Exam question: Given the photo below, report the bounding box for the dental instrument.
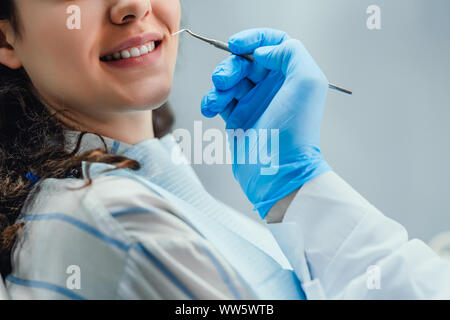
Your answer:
[172,29,352,95]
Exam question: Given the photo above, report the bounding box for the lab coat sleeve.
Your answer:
[265,170,450,299]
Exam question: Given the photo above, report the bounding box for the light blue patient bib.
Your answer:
[83,134,306,299]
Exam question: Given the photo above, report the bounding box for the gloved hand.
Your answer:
[200,28,332,219]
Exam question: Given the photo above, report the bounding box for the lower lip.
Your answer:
[100,42,162,68]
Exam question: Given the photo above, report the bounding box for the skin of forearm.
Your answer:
[264,188,300,224]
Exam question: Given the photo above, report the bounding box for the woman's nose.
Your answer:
[110,0,151,25]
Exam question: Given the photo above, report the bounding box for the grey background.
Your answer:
[168,0,450,243]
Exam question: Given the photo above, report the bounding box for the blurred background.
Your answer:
[167,0,450,253]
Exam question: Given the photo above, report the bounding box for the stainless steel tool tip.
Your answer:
[171,29,189,36]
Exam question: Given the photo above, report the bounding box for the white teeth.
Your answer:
[103,41,158,61]
[120,50,131,59]
[130,47,140,57]
[140,45,148,55]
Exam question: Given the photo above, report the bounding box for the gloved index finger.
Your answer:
[228,28,290,55]
[212,55,252,91]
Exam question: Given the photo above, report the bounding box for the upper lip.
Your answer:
[100,32,163,57]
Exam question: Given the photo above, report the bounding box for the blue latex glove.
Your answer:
[201,28,332,219]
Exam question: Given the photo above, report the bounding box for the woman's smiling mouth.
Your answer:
[99,31,165,68]
[100,39,163,68]
[100,40,162,61]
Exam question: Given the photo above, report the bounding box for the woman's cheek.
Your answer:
[154,0,181,33]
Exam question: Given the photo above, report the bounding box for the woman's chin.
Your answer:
[118,86,169,107]
[124,93,171,111]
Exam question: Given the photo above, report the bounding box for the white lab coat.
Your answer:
[266,170,450,299]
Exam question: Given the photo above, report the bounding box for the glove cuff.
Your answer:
[254,155,332,219]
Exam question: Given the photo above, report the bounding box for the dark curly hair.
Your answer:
[0,0,175,279]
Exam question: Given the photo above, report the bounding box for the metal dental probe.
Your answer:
[172,29,352,96]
